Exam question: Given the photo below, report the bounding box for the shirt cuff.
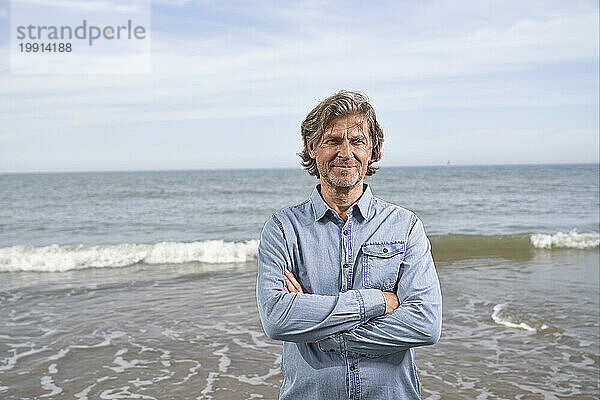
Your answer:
[355,289,386,322]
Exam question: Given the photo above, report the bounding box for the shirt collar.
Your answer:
[356,184,374,220]
[310,183,374,221]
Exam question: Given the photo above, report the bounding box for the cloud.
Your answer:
[0,1,598,143]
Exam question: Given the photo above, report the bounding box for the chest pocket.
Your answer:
[362,241,405,291]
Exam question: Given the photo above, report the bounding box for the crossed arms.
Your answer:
[284,268,400,314]
[255,215,442,356]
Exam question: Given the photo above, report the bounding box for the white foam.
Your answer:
[129,378,153,388]
[213,345,231,373]
[46,347,71,361]
[199,371,219,399]
[107,348,153,373]
[0,345,49,372]
[40,375,62,397]
[172,359,202,385]
[98,386,157,400]
[531,231,599,249]
[46,332,122,366]
[225,367,281,386]
[492,304,548,332]
[74,383,96,400]
[0,240,259,272]
[48,363,58,374]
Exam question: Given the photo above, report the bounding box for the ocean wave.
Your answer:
[491,304,551,333]
[0,240,259,273]
[429,231,598,261]
[429,231,599,251]
[1,230,597,273]
[530,231,599,249]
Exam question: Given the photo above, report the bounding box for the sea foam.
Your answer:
[492,304,548,332]
[530,231,599,249]
[0,240,259,273]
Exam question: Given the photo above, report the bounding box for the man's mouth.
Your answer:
[331,164,357,169]
[331,166,356,171]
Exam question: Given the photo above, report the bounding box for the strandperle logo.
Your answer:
[15,19,147,46]
[11,0,151,73]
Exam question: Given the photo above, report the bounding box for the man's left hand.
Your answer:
[284,269,304,293]
[284,269,399,314]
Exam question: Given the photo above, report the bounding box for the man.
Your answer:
[256,90,442,399]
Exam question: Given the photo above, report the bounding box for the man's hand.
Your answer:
[285,269,398,314]
[284,269,304,293]
[383,291,399,314]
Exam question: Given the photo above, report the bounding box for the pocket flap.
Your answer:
[362,242,405,258]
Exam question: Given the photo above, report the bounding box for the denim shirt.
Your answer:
[256,184,442,400]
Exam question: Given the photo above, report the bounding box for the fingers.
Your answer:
[284,271,303,293]
[284,269,304,294]
[283,276,290,292]
[382,291,399,314]
[283,276,294,293]
[288,272,304,294]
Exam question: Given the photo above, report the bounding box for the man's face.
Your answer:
[309,114,372,190]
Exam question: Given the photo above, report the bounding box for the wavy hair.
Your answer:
[298,90,384,177]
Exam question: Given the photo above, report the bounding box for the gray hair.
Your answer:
[298,90,384,177]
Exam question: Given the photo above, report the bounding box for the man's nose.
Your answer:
[337,139,352,158]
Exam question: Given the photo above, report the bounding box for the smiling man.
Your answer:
[256,90,442,399]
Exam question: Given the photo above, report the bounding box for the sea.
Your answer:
[0,164,598,400]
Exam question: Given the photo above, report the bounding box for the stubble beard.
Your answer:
[321,164,363,189]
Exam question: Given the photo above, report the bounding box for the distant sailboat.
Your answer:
[447,159,451,166]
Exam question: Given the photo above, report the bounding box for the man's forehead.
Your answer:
[325,115,368,136]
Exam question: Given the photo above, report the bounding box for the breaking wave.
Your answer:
[0,240,259,273]
[0,230,597,273]
[492,304,551,333]
[530,231,599,249]
[429,231,598,261]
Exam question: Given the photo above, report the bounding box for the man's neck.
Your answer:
[319,180,365,222]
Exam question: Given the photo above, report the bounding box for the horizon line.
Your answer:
[1,161,598,175]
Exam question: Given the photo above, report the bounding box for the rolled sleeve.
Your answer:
[355,288,387,322]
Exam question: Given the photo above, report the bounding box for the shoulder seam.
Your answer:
[291,199,310,210]
[374,197,416,215]
[271,214,287,243]
[408,213,419,238]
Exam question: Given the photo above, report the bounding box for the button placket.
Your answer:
[347,356,361,400]
[341,217,353,292]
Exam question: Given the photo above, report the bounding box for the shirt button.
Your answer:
[343,263,350,268]
[343,230,349,235]
[349,365,355,371]
[382,248,388,253]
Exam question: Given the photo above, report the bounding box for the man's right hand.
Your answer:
[383,291,399,314]
[285,268,399,314]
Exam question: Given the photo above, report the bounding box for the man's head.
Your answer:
[299,90,384,189]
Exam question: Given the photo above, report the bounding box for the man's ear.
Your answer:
[307,142,316,159]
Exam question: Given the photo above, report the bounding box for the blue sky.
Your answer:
[0,0,598,172]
